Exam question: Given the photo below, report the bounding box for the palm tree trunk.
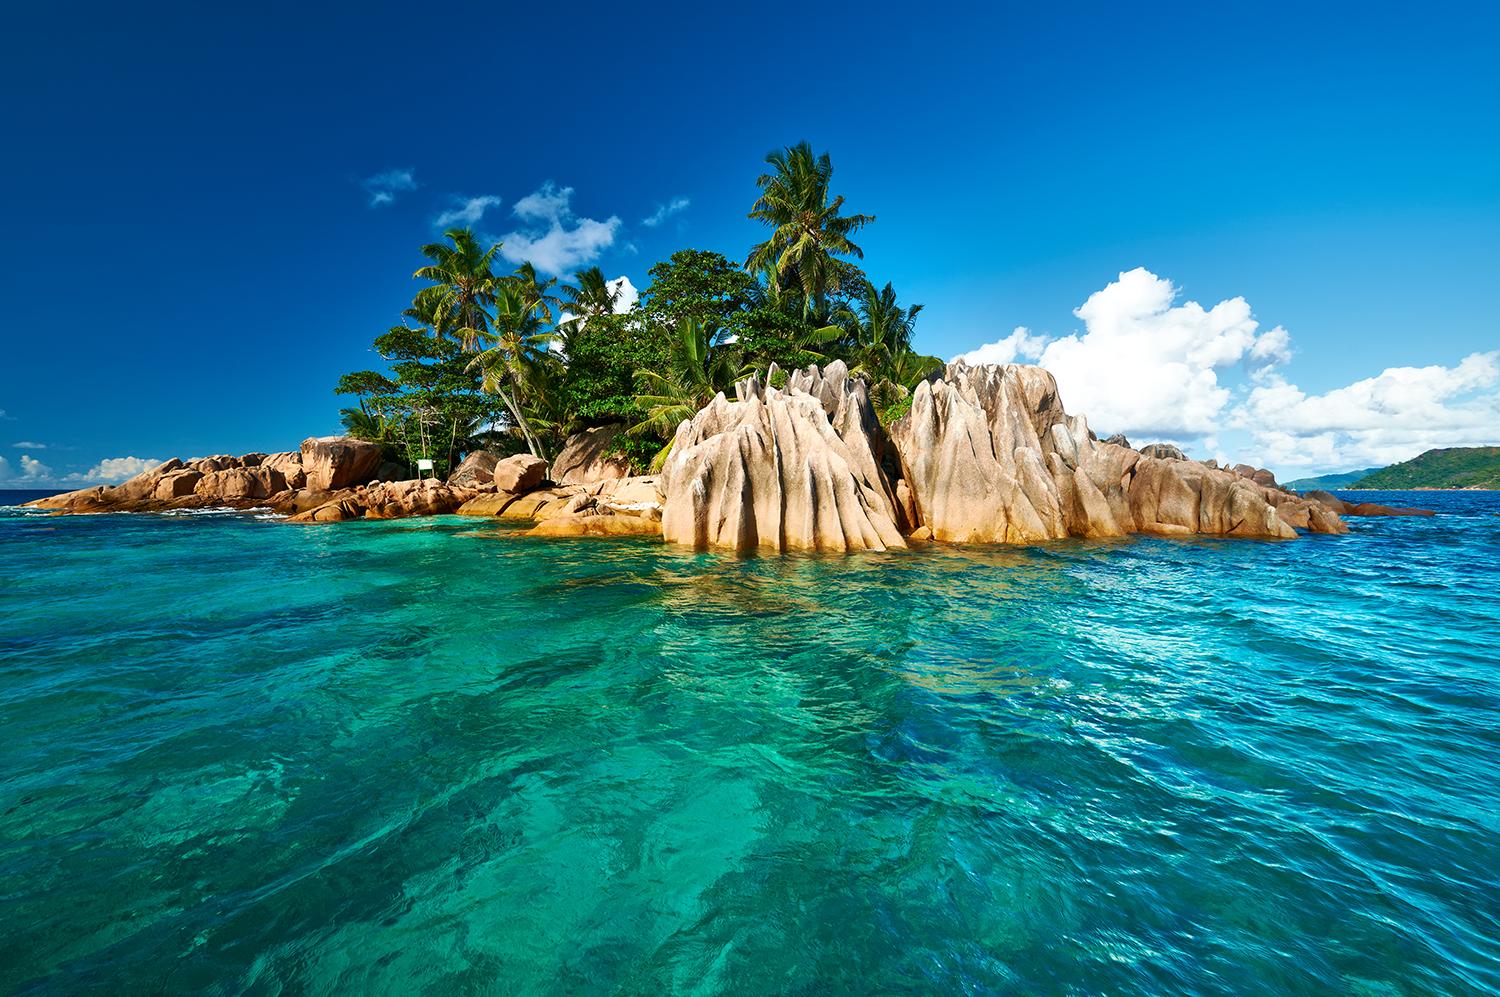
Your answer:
[495,382,547,462]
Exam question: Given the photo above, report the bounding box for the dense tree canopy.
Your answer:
[336,142,942,475]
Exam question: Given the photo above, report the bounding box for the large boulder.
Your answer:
[262,451,306,490]
[589,475,664,521]
[154,470,204,500]
[196,466,286,501]
[287,479,475,523]
[659,361,907,553]
[448,450,501,489]
[891,363,1345,542]
[492,453,547,493]
[299,436,384,491]
[551,425,635,484]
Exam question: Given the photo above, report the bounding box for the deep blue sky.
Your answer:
[2,2,1496,481]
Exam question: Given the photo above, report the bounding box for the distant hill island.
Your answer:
[1286,446,1500,491]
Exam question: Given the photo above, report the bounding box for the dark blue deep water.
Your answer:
[1,490,1498,994]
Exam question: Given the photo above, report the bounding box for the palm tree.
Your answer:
[340,406,389,443]
[559,266,620,325]
[469,281,556,458]
[511,262,559,326]
[630,317,738,468]
[413,228,501,350]
[401,285,457,341]
[836,280,924,366]
[747,142,874,313]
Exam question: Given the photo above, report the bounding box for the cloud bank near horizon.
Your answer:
[0,453,163,488]
[953,267,1499,473]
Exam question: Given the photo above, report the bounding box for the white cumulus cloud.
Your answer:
[0,453,51,483]
[75,456,162,484]
[435,195,503,228]
[642,197,690,227]
[953,326,1048,366]
[500,182,620,275]
[956,268,1290,440]
[1238,352,1500,471]
[11,440,47,449]
[607,275,639,313]
[951,267,1500,474]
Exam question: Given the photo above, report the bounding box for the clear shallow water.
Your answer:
[1,490,1498,995]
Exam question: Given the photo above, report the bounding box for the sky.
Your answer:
[1,1,1496,487]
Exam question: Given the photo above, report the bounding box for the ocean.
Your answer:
[2,490,1497,993]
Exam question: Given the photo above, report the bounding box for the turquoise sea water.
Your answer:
[2,490,1498,995]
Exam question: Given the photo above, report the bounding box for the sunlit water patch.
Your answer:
[1,490,1498,993]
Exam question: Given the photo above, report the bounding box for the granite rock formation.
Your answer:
[25,439,382,515]
[658,361,907,553]
[447,450,500,489]
[551,425,635,484]
[890,363,1346,542]
[492,453,548,494]
[300,436,383,491]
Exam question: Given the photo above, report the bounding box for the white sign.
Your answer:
[416,459,434,472]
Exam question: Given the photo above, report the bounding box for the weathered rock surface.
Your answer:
[1139,442,1187,461]
[287,479,477,523]
[551,425,635,484]
[447,450,501,489]
[1302,490,1436,517]
[493,453,548,493]
[300,436,384,491]
[891,363,1346,542]
[659,361,907,553]
[30,453,292,514]
[525,512,663,538]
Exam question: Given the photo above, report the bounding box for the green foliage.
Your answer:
[640,250,755,332]
[878,393,915,427]
[1352,447,1500,489]
[335,144,938,475]
[603,432,663,475]
[561,313,673,427]
[630,317,738,446]
[747,141,873,312]
[336,323,503,477]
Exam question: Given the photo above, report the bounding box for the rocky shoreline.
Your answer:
[26,362,1435,551]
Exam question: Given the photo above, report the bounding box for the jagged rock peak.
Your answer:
[892,362,1345,543]
[661,361,905,553]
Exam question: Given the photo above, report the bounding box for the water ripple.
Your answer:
[0,491,1497,993]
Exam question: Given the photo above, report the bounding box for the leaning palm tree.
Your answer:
[414,228,501,350]
[629,317,738,469]
[747,142,874,313]
[468,281,556,458]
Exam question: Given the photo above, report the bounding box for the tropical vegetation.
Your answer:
[1351,447,1500,490]
[337,143,942,476]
